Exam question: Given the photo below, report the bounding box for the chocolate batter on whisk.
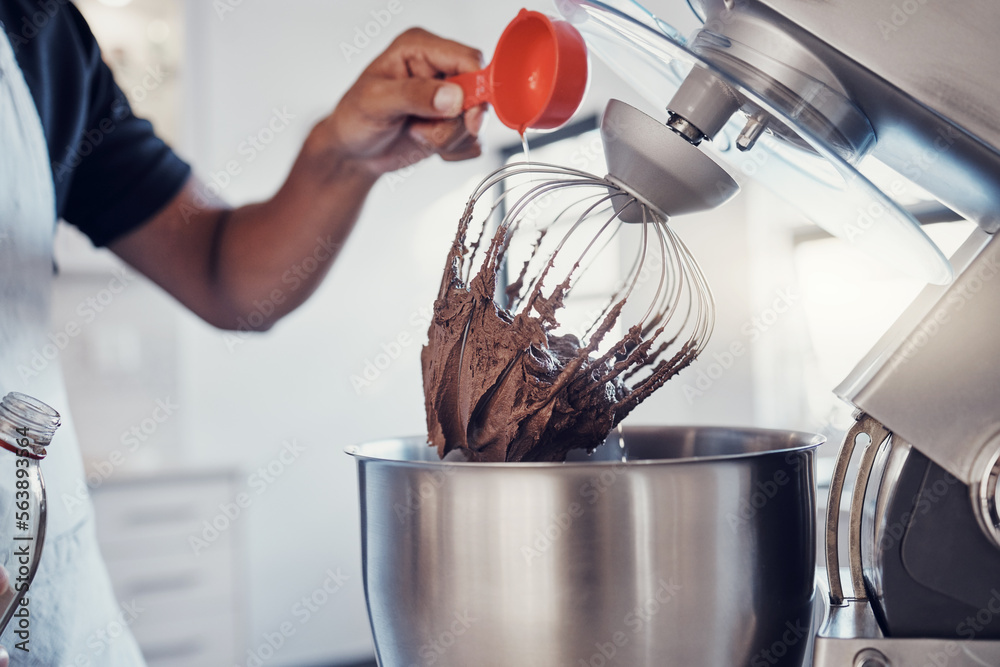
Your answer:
[422,162,714,462]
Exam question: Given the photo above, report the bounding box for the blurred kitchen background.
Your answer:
[50,0,976,665]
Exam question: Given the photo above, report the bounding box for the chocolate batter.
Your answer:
[421,193,704,463]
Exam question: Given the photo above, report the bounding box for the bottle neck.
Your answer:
[0,392,61,460]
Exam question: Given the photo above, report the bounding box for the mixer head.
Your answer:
[557,0,955,285]
[600,98,739,222]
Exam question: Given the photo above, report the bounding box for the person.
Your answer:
[0,0,486,663]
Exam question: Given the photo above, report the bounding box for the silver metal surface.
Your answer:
[861,435,912,613]
[745,0,1000,152]
[736,111,769,152]
[848,423,890,606]
[813,598,1000,666]
[687,12,875,159]
[836,229,1000,491]
[602,99,740,221]
[349,426,822,666]
[847,428,888,600]
[825,414,889,606]
[665,112,705,145]
[853,648,890,667]
[691,0,1000,231]
[973,436,1000,549]
[665,65,741,141]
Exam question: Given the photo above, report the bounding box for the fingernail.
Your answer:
[433,84,463,114]
[0,645,10,667]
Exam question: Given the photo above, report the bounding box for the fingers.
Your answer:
[0,564,9,593]
[360,77,465,122]
[409,116,482,160]
[387,27,484,78]
[440,141,482,162]
[331,27,487,171]
[0,645,8,667]
[464,104,487,137]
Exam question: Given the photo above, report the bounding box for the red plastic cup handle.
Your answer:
[449,67,492,111]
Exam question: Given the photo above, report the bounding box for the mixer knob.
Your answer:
[854,648,891,667]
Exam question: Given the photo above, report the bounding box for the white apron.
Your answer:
[0,27,145,665]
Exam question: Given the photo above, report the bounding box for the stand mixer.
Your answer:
[551,0,1000,664]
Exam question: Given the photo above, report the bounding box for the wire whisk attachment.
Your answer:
[422,161,714,462]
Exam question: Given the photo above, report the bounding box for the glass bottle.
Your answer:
[0,392,60,636]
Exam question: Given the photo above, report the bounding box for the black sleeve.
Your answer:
[9,1,191,247]
[59,5,191,246]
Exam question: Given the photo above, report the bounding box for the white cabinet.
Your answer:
[91,471,242,667]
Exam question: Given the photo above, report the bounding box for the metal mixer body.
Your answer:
[683,0,1000,232]
[603,0,1000,662]
[815,215,1000,667]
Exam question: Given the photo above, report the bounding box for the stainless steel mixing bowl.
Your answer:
[348,426,823,666]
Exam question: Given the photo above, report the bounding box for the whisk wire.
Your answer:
[436,159,714,454]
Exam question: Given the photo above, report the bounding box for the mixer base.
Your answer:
[812,597,1000,666]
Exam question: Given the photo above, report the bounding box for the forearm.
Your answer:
[110,132,379,332]
[209,133,379,329]
[110,28,482,332]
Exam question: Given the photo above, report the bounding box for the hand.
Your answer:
[313,27,487,176]
[109,28,489,332]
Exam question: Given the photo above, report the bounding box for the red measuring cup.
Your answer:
[449,9,588,133]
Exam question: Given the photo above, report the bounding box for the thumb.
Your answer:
[363,78,465,121]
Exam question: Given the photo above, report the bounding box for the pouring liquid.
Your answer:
[521,132,540,187]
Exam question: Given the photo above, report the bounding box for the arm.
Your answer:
[109,28,485,331]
